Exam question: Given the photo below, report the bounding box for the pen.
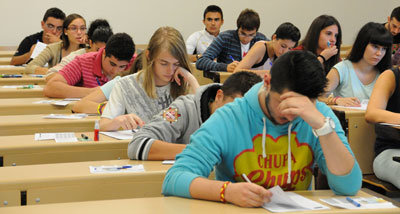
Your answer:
[327,41,331,48]
[242,173,252,183]
[228,55,235,62]
[81,134,89,140]
[103,165,132,171]
[346,197,361,207]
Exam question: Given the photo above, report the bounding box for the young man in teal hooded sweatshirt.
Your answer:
[162,50,362,208]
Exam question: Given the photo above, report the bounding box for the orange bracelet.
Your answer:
[220,181,231,203]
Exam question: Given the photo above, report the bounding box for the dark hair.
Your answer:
[302,15,342,74]
[130,52,143,74]
[61,14,86,50]
[105,33,135,61]
[390,6,400,21]
[270,51,327,99]
[222,71,262,97]
[87,19,111,40]
[347,22,392,72]
[236,9,260,31]
[43,7,65,22]
[203,5,223,20]
[91,27,113,44]
[274,22,301,46]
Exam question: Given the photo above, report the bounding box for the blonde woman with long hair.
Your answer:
[100,26,199,131]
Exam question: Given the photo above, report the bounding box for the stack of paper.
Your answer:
[30,41,47,59]
[263,186,329,212]
[89,164,145,174]
[43,114,88,119]
[320,197,397,209]
[100,130,138,140]
[34,132,78,143]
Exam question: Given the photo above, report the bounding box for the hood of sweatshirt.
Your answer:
[194,83,222,123]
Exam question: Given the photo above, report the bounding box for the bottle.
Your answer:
[94,120,99,141]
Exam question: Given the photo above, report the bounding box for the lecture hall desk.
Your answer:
[0,160,171,207]
[0,132,130,167]
[0,85,44,98]
[330,106,375,174]
[0,66,25,75]
[1,189,399,213]
[0,50,15,58]
[0,98,74,115]
[0,57,11,65]
[0,75,45,85]
[0,114,99,136]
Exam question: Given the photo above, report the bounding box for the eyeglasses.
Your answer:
[68,26,87,32]
[46,23,63,32]
[238,32,255,39]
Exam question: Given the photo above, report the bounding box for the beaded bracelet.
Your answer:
[332,96,341,105]
[220,181,231,203]
[97,102,107,115]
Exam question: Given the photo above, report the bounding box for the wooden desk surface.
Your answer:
[0,57,11,65]
[0,132,130,166]
[203,70,232,83]
[0,75,45,85]
[0,114,99,136]
[0,50,15,58]
[0,66,26,74]
[0,97,74,115]
[0,85,44,98]
[0,160,171,206]
[1,189,399,213]
[330,106,375,174]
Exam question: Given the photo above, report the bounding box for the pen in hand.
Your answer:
[229,55,235,62]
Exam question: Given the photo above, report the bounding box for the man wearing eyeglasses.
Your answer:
[11,7,66,65]
[196,9,266,73]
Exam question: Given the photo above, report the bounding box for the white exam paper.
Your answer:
[100,130,138,140]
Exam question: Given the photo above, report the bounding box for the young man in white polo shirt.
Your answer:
[186,5,224,62]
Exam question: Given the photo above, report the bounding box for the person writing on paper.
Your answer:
[234,22,300,76]
[196,9,266,72]
[320,22,392,107]
[26,14,88,74]
[128,71,261,160]
[162,51,362,208]
[100,27,200,131]
[365,67,400,189]
[72,52,143,114]
[186,5,224,62]
[46,19,113,77]
[11,7,66,65]
[293,15,342,75]
[44,33,135,98]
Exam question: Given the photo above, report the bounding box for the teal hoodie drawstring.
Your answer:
[261,118,293,184]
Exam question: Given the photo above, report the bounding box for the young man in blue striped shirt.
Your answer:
[196,8,267,72]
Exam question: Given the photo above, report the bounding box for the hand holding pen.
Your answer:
[320,41,338,62]
[227,55,239,73]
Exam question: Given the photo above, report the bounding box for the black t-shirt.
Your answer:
[374,68,400,156]
[14,31,43,57]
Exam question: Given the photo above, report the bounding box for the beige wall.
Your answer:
[1,0,399,46]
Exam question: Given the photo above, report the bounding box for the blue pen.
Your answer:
[346,197,361,207]
[117,165,132,169]
[327,41,331,48]
[228,55,235,62]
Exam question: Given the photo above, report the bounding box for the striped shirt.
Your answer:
[59,48,108,87]
[196,30,267,72]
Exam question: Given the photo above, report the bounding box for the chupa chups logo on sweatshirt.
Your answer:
[233,133,314,190]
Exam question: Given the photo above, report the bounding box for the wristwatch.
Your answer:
[312,117,335,137]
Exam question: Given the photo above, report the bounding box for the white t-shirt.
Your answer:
[186,30,217,55]
[241,43,250,58]
[101,73,172,123]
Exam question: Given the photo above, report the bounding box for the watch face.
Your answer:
[328,117,336,129]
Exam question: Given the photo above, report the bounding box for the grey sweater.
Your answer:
[128,83,220,160]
